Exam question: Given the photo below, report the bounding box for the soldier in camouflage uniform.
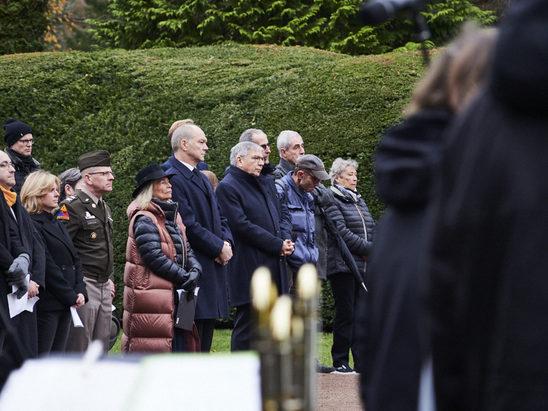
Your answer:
[58,150,115,353]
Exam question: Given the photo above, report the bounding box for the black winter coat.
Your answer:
[167,157,232,319]
[363,110,451,411]
[133,199,202,287]
[5,148,40,194]
[325,185,375,277]
[428,3,548,409]
[0,193,26,314]
[31,212,88,311]
[217,165,288,306]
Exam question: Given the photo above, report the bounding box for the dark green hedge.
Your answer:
[0,44,424,325]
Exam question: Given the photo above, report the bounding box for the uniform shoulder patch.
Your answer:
[56,204,70,220]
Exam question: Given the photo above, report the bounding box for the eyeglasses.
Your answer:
[18,139,34,145]
[260,142,270,150]
[88,170,115,178]
[0,161,14,169]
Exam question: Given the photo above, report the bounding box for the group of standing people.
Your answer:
[123,120,377,370]
[0,121,116,388]
[0,112,377,387]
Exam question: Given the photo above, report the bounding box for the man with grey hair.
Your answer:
[217,141,294,351]
[272,130,305,180]
[239,128,291,236]
[239,128,272,169]
[166,122,233,352]
[161,118,208,172]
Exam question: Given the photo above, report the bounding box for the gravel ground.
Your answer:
[316,373,364,410]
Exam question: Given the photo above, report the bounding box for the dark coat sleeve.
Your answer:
[133,215,196,287]
[170,176,225,259]
[326,201,371,256]
[185,240,202,273]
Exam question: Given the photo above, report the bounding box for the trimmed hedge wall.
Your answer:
[0,44,425,326]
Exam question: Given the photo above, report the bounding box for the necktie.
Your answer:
[193,168,205,189]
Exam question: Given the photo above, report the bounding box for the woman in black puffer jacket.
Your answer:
[325,157,375,374]
[123,164,202,353]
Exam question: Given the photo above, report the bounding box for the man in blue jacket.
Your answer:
[276,154,329,293]
[217,141,294,351]
[166,122,233,352]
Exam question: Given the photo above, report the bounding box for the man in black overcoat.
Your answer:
[166,122,233,352]
[217,141,294,351]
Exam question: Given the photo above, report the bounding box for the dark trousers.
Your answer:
[329,272,366,370]
[11,310,38,359]
[195,318,216,352]
[37,309,71,354]
[231,304,252,352]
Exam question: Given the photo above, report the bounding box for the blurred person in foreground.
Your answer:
[325,158,375,374]
[362,24,498,411]
[123,164,201,352]
[21,171,87,354]
[428,1,548,409]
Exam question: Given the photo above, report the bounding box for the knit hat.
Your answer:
[78,150,111,172]
[3,119,33,147]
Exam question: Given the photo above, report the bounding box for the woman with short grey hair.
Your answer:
[58,168,82,201]
[329,158,359,185]
[325,157,375,374]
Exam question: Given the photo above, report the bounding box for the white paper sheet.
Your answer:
[70,306,84,327]
[7,275,39,318]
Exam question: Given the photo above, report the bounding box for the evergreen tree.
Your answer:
[0,0,49,54]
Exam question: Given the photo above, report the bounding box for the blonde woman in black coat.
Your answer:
[21,171,87,354]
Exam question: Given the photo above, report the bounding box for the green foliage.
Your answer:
[88,0,494,54]
[0,0,49,55]
[0,44,423,319]
[425,0,496,43]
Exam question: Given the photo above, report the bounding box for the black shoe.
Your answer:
[316,360,335,373]
[333,363,357,374]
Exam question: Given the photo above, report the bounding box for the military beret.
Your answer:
[78,150,111,171]
[3,119,33,147]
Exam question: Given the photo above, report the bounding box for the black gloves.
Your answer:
[179,268,201,294]
[6,253,29,299]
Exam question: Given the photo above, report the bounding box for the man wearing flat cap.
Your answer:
[58,150,115,353]
[2,119,41,193]
[276,154,330,293]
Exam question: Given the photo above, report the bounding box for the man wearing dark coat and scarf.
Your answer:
[0,149,45,363]
[3,119,41,193]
